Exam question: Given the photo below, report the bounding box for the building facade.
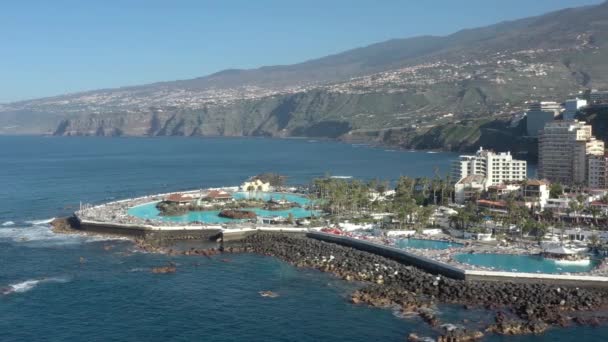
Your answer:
[538,120,605,185]
[452,147,527,188]
[526,101,561,136]
[588,154,608,189]
[563,98,587,121]
[590,90,608,105]
[454,175,486,204]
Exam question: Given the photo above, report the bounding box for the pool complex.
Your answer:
[396,238,463,250]
[127,192,320,224]
[453,253,598,274]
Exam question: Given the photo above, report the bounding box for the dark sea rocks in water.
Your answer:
[151,266,176,274]
[218,209,256,219]
[438,327,484,342]
[50,217,79,233]
[220,233,608,335]
[486,311,548,335]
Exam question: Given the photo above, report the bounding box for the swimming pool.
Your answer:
[453,253,598,274]
[127,192,319,224]
[396,238,463,250]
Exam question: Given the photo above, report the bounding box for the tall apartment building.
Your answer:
[588,154,608,189]
[563,98,587,121]
[538,120,605,185]
[526,101,562,136]
[590,90,608,105]
[452,147,527,188]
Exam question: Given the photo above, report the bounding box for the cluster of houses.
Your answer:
[445,92,608,258]
[163,177,275,207]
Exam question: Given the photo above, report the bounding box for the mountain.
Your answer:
[2,1,608,154]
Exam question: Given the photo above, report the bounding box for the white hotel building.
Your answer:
[452,147,527,188]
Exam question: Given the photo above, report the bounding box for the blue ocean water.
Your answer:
[0,136,601,341]
[453,253,598,274]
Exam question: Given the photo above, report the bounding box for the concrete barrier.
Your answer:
[306,232,608,287]
[464,270,608,288]
[78,219,222,240]
[307,232,466,280]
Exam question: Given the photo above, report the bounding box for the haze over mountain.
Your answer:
[2,1,608,153]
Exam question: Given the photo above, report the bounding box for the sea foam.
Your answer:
[25,217,56,225]
[1,221,15,226]
[0,223,125,247]
[2,276,71,295]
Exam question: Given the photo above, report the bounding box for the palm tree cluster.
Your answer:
[311,174,454,228]
[312,178,371,217]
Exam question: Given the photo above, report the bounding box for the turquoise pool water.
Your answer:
[396,238,463,250]
[453,253,598,274]
[127,192,319,224]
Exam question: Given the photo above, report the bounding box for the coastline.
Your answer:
[53,217,608,341]
[0,133,454,154]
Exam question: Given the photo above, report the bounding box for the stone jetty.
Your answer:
[214,233,608,338]
[127,232,608,339]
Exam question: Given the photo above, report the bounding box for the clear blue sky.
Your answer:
[0,0,602,103]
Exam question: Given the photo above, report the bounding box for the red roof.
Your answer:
[166,193,192,203]
[477,199,507,208]
[525,179,548,186]
[206,190,232,199]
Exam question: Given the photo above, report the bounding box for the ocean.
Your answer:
[0,135,601,342]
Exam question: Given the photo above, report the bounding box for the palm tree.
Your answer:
[569,199,582,225]
[540,209,554,224]
[247,185,255,198]
[589,205,601,227]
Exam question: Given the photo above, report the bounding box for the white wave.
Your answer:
[2,276,71,295]
[0,224,126,247]
[426,151,438,154]
[25,217,55,225]
[553,258,591,265]
[1,221,15,226]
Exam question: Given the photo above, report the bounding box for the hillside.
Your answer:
[1,1,608,154]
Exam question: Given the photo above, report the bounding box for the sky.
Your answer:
[0,0,603,103]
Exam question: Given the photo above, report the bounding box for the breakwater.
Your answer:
[306,231,465,280]
[52,217,223,242]
[308,232,608,288]
[214,233,608,337]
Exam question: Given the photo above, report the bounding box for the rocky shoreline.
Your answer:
[46,218,608,340]
[132,232,608,340]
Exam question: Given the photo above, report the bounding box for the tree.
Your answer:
[540,209,554,224]
[589,233,601,250]
[247,185,255,198]
[417,205,435,228]
[550,183,563,198]
[287,212,294,225]
[589,205,601,226]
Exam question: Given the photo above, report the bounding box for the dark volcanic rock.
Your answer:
[218,209,256,219]
[156,232,608,335]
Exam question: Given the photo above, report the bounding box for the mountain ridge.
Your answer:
[2,1,608,155]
